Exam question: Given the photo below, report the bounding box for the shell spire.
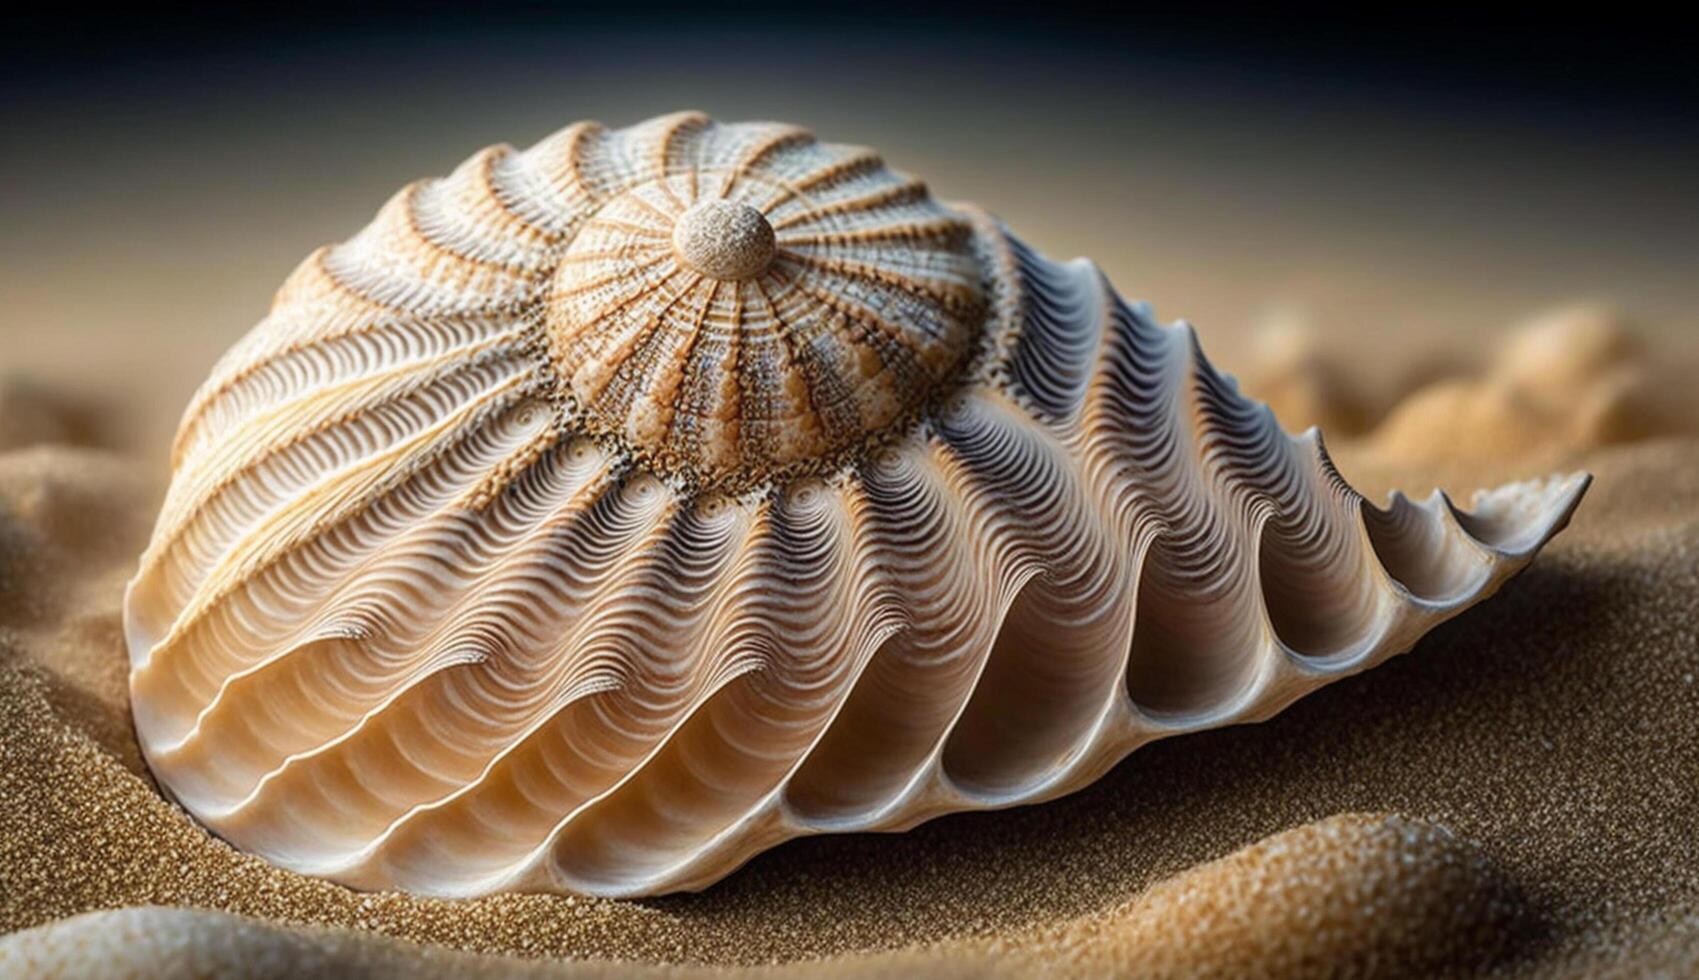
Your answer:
[538,112,986,491]
[125,112,1588,899]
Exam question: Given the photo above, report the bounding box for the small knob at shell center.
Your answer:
[671,200,777,281]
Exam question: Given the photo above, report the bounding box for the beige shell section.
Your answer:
[124,112,1588,899]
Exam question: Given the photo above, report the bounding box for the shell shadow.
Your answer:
[34,659,152,780]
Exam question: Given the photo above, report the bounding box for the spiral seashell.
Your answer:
[124,111,1589,898]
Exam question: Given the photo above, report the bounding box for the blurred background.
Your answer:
[3,6,1695,467]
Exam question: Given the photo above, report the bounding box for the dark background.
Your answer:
[9,6,1695,120]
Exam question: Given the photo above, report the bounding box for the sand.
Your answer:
[0,814,1520,978]
[1,312,1696,976]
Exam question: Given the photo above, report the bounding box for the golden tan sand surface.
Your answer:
[0,813,1517,978]
[1,313,1697,976]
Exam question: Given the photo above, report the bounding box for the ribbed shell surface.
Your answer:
[125,112,1588,898]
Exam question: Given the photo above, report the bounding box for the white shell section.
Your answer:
[124,112,1588,899]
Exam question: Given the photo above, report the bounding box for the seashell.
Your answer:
[124,111,1588,899]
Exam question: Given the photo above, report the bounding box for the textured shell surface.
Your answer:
[125,111,1589,899]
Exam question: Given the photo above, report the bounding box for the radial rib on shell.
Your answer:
[124,111,1588,898]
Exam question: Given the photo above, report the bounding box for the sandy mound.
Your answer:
[964,812,1519,978]
[1236,307,1453,437]
[1366,306,1692,463]
[1237,305,1699,462]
